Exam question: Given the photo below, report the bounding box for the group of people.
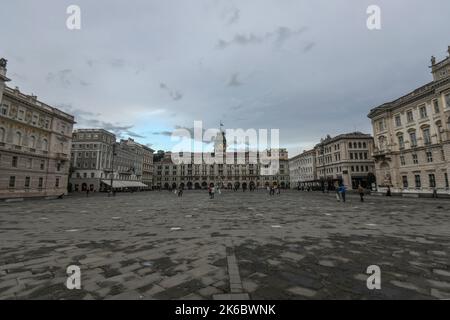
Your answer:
[267,185,281,196]
[208,185,222,199]
[335,184,366,203]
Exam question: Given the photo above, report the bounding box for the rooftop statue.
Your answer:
[0,58,7,68]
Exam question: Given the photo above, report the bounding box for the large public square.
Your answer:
[0,190,449,300]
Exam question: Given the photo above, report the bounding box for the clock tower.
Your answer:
[214,130,227,154]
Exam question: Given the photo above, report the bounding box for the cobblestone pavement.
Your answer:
[0,190,449,300]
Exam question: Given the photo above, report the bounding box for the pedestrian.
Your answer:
[86,189,90,197]
[386,186,392,197]
[277,186,281,195]
[432,187,438,199]
[339,184,346,203]
[178,186,183,197]
[208,186,212,199]
[211,186,215,199]
[358,184,365,202]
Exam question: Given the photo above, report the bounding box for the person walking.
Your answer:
[86,189,90,197]
[208,186,212,199]
[358,184,365,202]
[178,186,183,197]
[386,186,392,197]
[211,185,215,199]
[339,184,346,203]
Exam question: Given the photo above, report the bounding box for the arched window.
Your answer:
[14,131,22,146]
[378,136,386,150]
[42,138,48,151]
[29,136,36,148]
[0,127,5,142]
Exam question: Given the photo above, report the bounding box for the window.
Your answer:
[433,100,440,113]
[348,143,352,149]
[402,176,408,188]
[27,158,32,169]
[91,172,95,178]
[18,109,25,121]
[398,135,405,149]
[38,177,43,188]
[25,177,30,188]
[395,115,402,127]
[415,175,421,188]
[12,156,18,168]
[0,127,5,142]
[412,154,418,164]
[40,160,45,170]
[14,131,22,146]
[422,128,431,145]
[400,155,406,166]
[407,110,414,122]
[429,174,436,188]
[9,176,16,188]
[42,139,48,151]
[409,132,417,147]
[378,119,386,131]
[426,151,433,163]
[445,173,449,189]
[29,136,36,148]
[445,93,450,108]
[55,178,60,188]
[1,104,8,115]
[419,105,427,119]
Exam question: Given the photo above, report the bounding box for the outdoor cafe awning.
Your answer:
[101,180,148,188]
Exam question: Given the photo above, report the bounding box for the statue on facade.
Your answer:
[0,58,7,68]
[431,56,436,66]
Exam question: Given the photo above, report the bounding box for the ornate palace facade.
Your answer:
[368,46,450,196]
[153,132,290,190]
[0,58,75,199]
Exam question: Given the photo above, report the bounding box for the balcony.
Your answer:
[55,153,69,160]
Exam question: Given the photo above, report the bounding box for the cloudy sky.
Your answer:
[1,0,449,156]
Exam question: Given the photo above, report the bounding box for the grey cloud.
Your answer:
[46,69,90,88]
[160,83,183,101]
[303,42,316,53]
[153,131,173,137]
[227,73,243,87]
[60,104,144,140]
[110,58,126,68]
[227,8,240,25]
[274,27,308,47]
[46,69,73,87]
[217,26,307,49]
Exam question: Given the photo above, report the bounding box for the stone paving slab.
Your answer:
[0,190,449,300]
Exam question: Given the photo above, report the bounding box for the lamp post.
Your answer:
[110,143,116,196]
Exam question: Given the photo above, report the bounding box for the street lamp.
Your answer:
[110,143,117,196]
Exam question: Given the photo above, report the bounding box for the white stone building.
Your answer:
[368,46,450,197]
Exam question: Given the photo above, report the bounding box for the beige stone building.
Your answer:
[0,58,75,199]
[315,132,375,190]
[142,145,154,188]
[70,132,153,191]
[368,46,450,197]
[289,149,317,189]
[153,132,290,190]
[69,129,116,192]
